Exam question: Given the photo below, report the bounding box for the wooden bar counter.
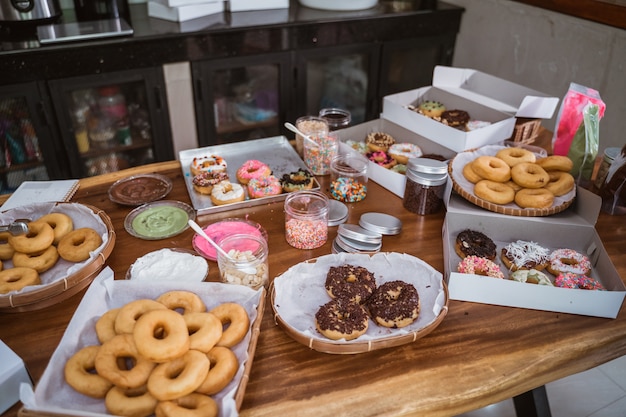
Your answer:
[1,159,625,417]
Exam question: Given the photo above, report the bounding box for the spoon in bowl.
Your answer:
[188,219,236,262]
[284,122,319,147]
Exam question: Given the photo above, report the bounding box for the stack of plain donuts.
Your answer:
[64,290,249,417]
[462,148,575,209]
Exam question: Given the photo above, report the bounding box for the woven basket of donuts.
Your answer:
[449,145,576,217]
[0,202,115,313]
[510,118,542,145]
[271,253,449,354]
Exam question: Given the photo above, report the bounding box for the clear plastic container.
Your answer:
[295,115,328,157]
[402,158,448,215]
[303,131,338,175]
[217,234,269,290]
[330,154,368,202]
[319,108,351,131]
[284,190,329,249]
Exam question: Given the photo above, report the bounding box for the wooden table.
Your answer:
[1,159,625,417]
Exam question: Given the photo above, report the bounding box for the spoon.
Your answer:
[187,219,236,262]
[284,122,319,147]
[0,220,29,236]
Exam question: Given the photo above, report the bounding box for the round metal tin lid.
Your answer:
[328,199,349,226]
[335,234,382,253]
[337,223,382,244]
[407,157,448,174]
[359,212,402,235]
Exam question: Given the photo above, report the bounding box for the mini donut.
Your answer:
[156,290,207,314]
[247,175,282,199]
[471,156,511,183]
[535,155,573,172]
[147,349,210,401]
[547,248,592,276]
[12,245,59,273]
[462,162,483,184]
[365,131,395,152]
[209,302,250,348]
[94,333,156,389]
[366,280,420,328]
[511,162,550,189]
[496,147,536,167]
[192,171,229,195]
[510,269,553,286]
[514,188,554,209]
[315,298,369,341]
[190,155,227,177]
[501,240,550,271]
[416,100,446,118]
[388,143,423,165]
[325,264,377,304]
[133,309,190,363]
[0,232,15,261]
[440,109,470,128]
[457,255,504,278]
[57,227,103,262]
[280,169,314,192]
[155,393,218,417]
[455,229,497,260]
[366,151,397,169]
[545,171,575,196]
[210,181,245,206]
[114,299,168,334]
[105,385,158,417]
[184,312,223,353]
[474,179,515,205]
[38,212,74,245]
[64,345,113,398]
[236,160,271,185]
[0,267,40,294]
[195,346,239,395]
[8,220,54,254]
[95,307,120,344]
[555,273,605,290]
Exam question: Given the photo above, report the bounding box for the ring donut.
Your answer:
[38,212,74,245]
[471,156,511,183]
[0,232,15,261]
[236,160,272,185]
[366,280,420,328]
[133,309,190,362]
[473,180,515,205]
[462,162,483,184]
[64,345,113,398]
[8,220,54,254]
[95,308,120,344]
[324,264,377,304]
[12,245,59,273]
[105,385,158,417]
[155,393,218,417]
[195,346,239,395]
[94,333,156,389]
[511,162,550,189]
[114,299,167,334]
[209,303,250,348]
[457,255,504,278]
[547,248,592,276]
[147,349,210,401]
[315,298,369,341]
[184,312,223,353]
[536,155,573,172]
[545,171,575,196]
[157,290,207,314]
[57,227,102,262]
[514,188,554,209]
[0,267,40,294]
[495,147,536,167]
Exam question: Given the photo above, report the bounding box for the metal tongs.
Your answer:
[0,219,30,236]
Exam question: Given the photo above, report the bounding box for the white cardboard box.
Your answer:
[382,66,560,153]
[0,340,32,414]
[228,0,289,12]
[148,0,223,22]
[442,188,626,318]
[334,118,456,198]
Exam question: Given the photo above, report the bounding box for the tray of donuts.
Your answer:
[0,202,115,313]
[19,268,265,417]
[448,144,577,216]
[179,136,321,216]
[271,252,449,354]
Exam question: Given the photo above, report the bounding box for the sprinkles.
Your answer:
[285,218,327,249]
[330,177,367,203]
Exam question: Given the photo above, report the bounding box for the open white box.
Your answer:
[442,187,625,318]
[382,66,559,152]
[0,340,32,414]
[335,118,456,198]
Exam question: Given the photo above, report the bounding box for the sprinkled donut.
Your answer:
[190,155,227,176]
[247,175,282,199]
[280,169,314,192]
[457,255,504,278]
[210,181,245,206]
[455,229,497,260]
[500,240,549,271]
[547,248,592,276]
[555,272,604,290]
[415,100,446,118]
[236,160,271,185]
[192,171,229,195]
[366,151,397,169]
[366,280,420,328]
[315,298,369,341]
[365,131,395,152]
[440,109,470,128]
[325,264,377,304]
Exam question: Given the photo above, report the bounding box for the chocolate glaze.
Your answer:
[325,264,376,304]
[315,298,368,337]
[456,229,496,260]
[366,280,420,328]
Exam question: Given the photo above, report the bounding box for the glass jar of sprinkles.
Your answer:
[330,154,368,202]
[303,130,338,175]
[403,158,448,215]
[295,115,328,157]
[284,190,329,249]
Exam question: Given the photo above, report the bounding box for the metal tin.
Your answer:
[407,157,448,175]
[328,199,349,226]
[337,223,382,244]
[335,234,382,253]
[359,212,402,235]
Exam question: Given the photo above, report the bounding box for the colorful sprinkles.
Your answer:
[330,177,367,203]
[285,218,327,249]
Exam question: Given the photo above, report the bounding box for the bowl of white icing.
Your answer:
[126,248,209,282]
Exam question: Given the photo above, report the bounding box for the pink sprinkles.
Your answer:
[549,249,591,274]
[457,255,504,278]
[285,218,327,249]
[556,272,605,290]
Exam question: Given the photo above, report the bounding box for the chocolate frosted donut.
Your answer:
[315,298,369,341]
[455,229,497,260]
[325,264,377,304]
[366,281,420,328]
[441,110,470,128]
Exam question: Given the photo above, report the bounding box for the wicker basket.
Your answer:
[510,117,542,144]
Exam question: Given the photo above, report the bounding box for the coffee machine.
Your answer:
[73,0,130,23]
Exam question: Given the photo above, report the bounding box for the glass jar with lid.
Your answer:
[319,108,351,131]
[402,158,449,215]
[284,190,329,249]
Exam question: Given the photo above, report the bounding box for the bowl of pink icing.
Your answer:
[192,218,268,261]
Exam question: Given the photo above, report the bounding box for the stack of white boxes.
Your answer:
[147,0,224,22]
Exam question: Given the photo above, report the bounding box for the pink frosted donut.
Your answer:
[556,272,605,290]
[247,175,282,199]
[236,160,271,185]
[547,249,591,276]
[457,255,504,278]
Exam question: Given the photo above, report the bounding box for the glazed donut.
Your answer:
[535,155,573,172]
[510,162,550,189]
[195,346,239,395]
[236,160,271,185]
[547,248,592,276]
[114,299,167,334]
[64,345,113,398]
[440,109,470,128]
[462,162,483,184]
[474,180,515,205]
[184,312,223,353]
[416,100,446,118]
[545,171,575,196]
[496,147,536,167]
[156,290,207,314]
[8,220,54,254]
[510,269,553,286]
[366,280,420,328]
[192,171,229,195]
[210,181,245,206]
[95,307,120,344]
[514,188,554,209]
[209,302,250,348]
[38,212,74,245]
[315,298,369,341]
[190,155,227,177]
[247,175,282,199]
[388,143,422,165]
[94,334,156,389]
[324,264,377,304]
[555,272,604,290]
[471,156,511,183]
[365,132,395,152]
[0,267,40,294]
[366,151,397,169]
[133,309,190,362]
[147,349,210,401]
[455,229,497,260]
[57,227,103,262]
[501,240,549,271]
[457,255,504,278]
[105,385,158,417]
[155,393,218,417]
[280,169,314,193]
[0,232,15,261]
[12,245,59,273]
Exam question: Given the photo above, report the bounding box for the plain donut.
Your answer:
[133,309,190,362]
[471,156,511,183]
[147,349,210,401]
[515,188,554,209]
[94,333,156,389]
[155,393,218,417]
[184,312,223,353]
[38,212,74,245]
[156,290,206,314]
[12,245,59,273]
[105,385,158,417]
[209,303,250,348]
[64,345,113,398]
[496,147,536,167]
[0,267,40,294]
[114,299,167,334]
[474,180,515,205]
[511,162,550,189]
[195,346,239,395]
[8,220,54,254]
[57,227,102,262]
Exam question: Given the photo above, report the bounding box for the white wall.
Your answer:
[445,0,626,154]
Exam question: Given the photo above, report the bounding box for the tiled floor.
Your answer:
[456,355,626,417]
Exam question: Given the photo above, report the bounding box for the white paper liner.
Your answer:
[273,252,446,343]
[20,267,263,417]
[0,202,109,296]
